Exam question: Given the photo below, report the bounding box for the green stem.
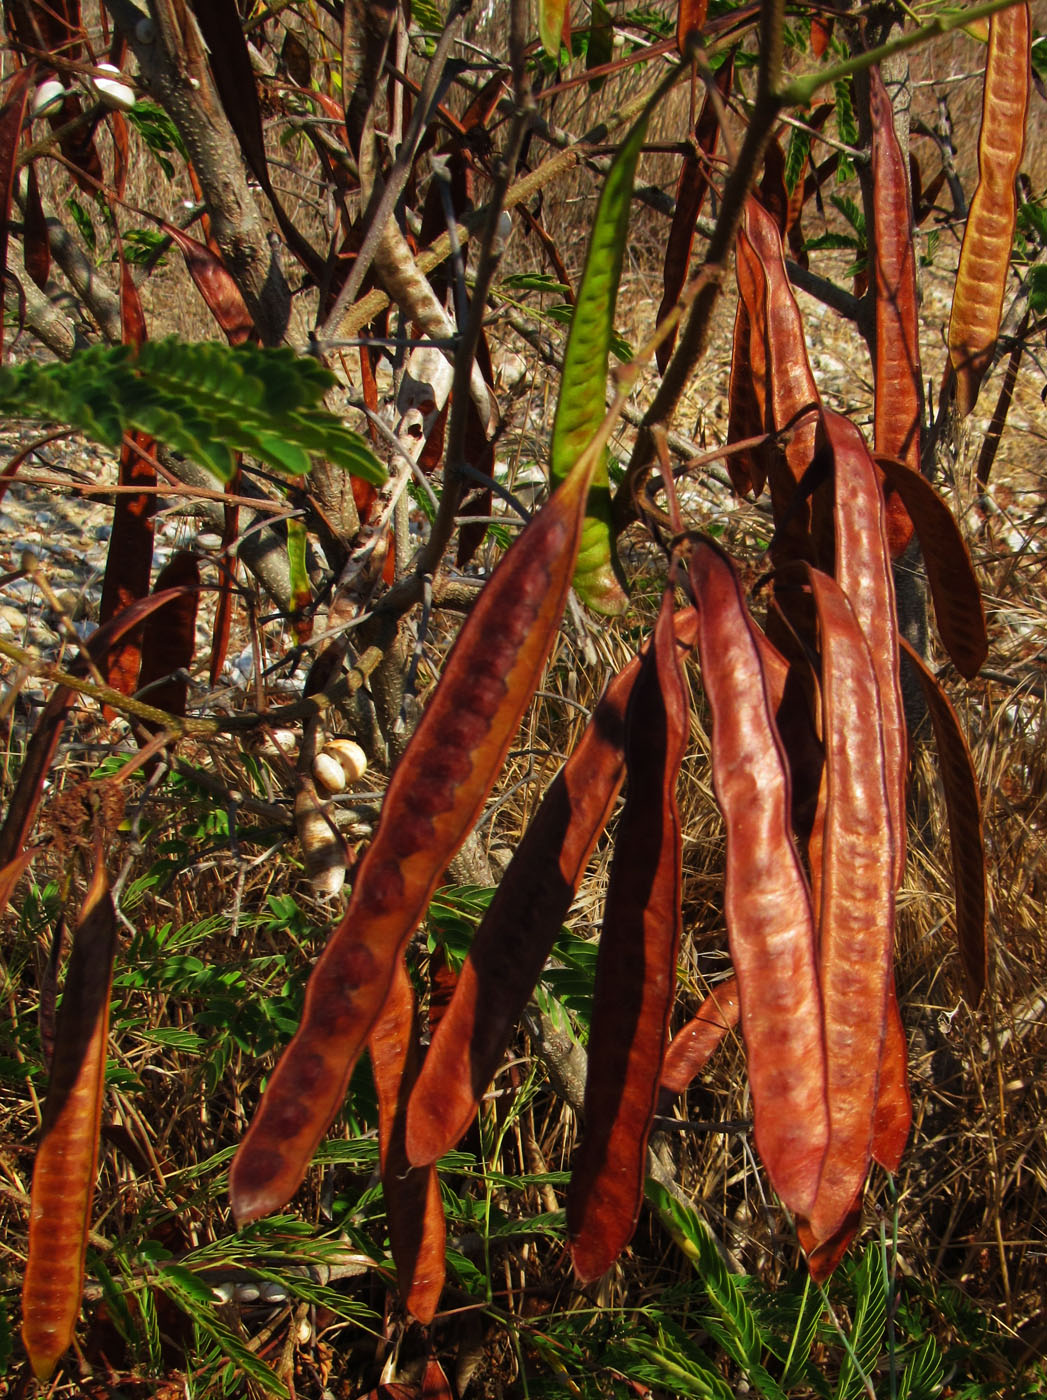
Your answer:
[779,0,1026,107]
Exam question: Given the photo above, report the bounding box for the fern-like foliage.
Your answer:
[836,1248,888,1400]
[645,1178,787,1399]
[0,339,386,486]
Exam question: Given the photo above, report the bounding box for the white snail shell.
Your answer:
[91,62,137,111]
[32,78,66,119]
[321,738,368,784]
[312,750,348,794]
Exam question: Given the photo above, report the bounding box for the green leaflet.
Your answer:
[539,0,568,59]
[549,106,651,615]
[0,339,386,487]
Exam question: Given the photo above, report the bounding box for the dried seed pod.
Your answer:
[948,3,1030,416]
[22,865,117,1381]
[231,441,600,1226]
[661,976,741,1095]
[869,64,920,555]
[406,609,699,1168]
[802,563,895,1249]
[568,587,690,1281]
[689,540,829,1218]
[369,958,446,1322]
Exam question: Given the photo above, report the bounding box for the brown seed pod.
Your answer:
[568,586,690,1281]
[231,451,600,1225]
[689,539,829,1218]
[948,3,1030,416]
[22,864,117,1381]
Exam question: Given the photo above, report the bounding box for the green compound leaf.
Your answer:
[549,105,651,615]
[0,340,386,487]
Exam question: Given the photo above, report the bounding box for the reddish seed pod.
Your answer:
[568,587,690,1282]
[948,3,1030,416]
[801,564,895,1249]
[406,656,640,1165]
[406,610,699,1167]
[137,552,200,725]
[869,64,920,555]
[875,453,987,680]
[689,540,828,1218]
[22,865,117,1381]
[656,54,733,372]
[661,976,740,1095]
[369,958,446,1323]
[821,411,907,888]
[231,454,599,1226]
[871,983,911,1172]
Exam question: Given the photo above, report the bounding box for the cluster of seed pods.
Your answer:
[15,24,1011,1373]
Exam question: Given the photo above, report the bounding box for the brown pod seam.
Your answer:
[661,975,740,1095]
[803,564,895,1248]
[369,958,446,1323]
[689,540,828,1217]
[567,587,690,1282]
[230,456,598,1226]
[22,865,117,1381]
